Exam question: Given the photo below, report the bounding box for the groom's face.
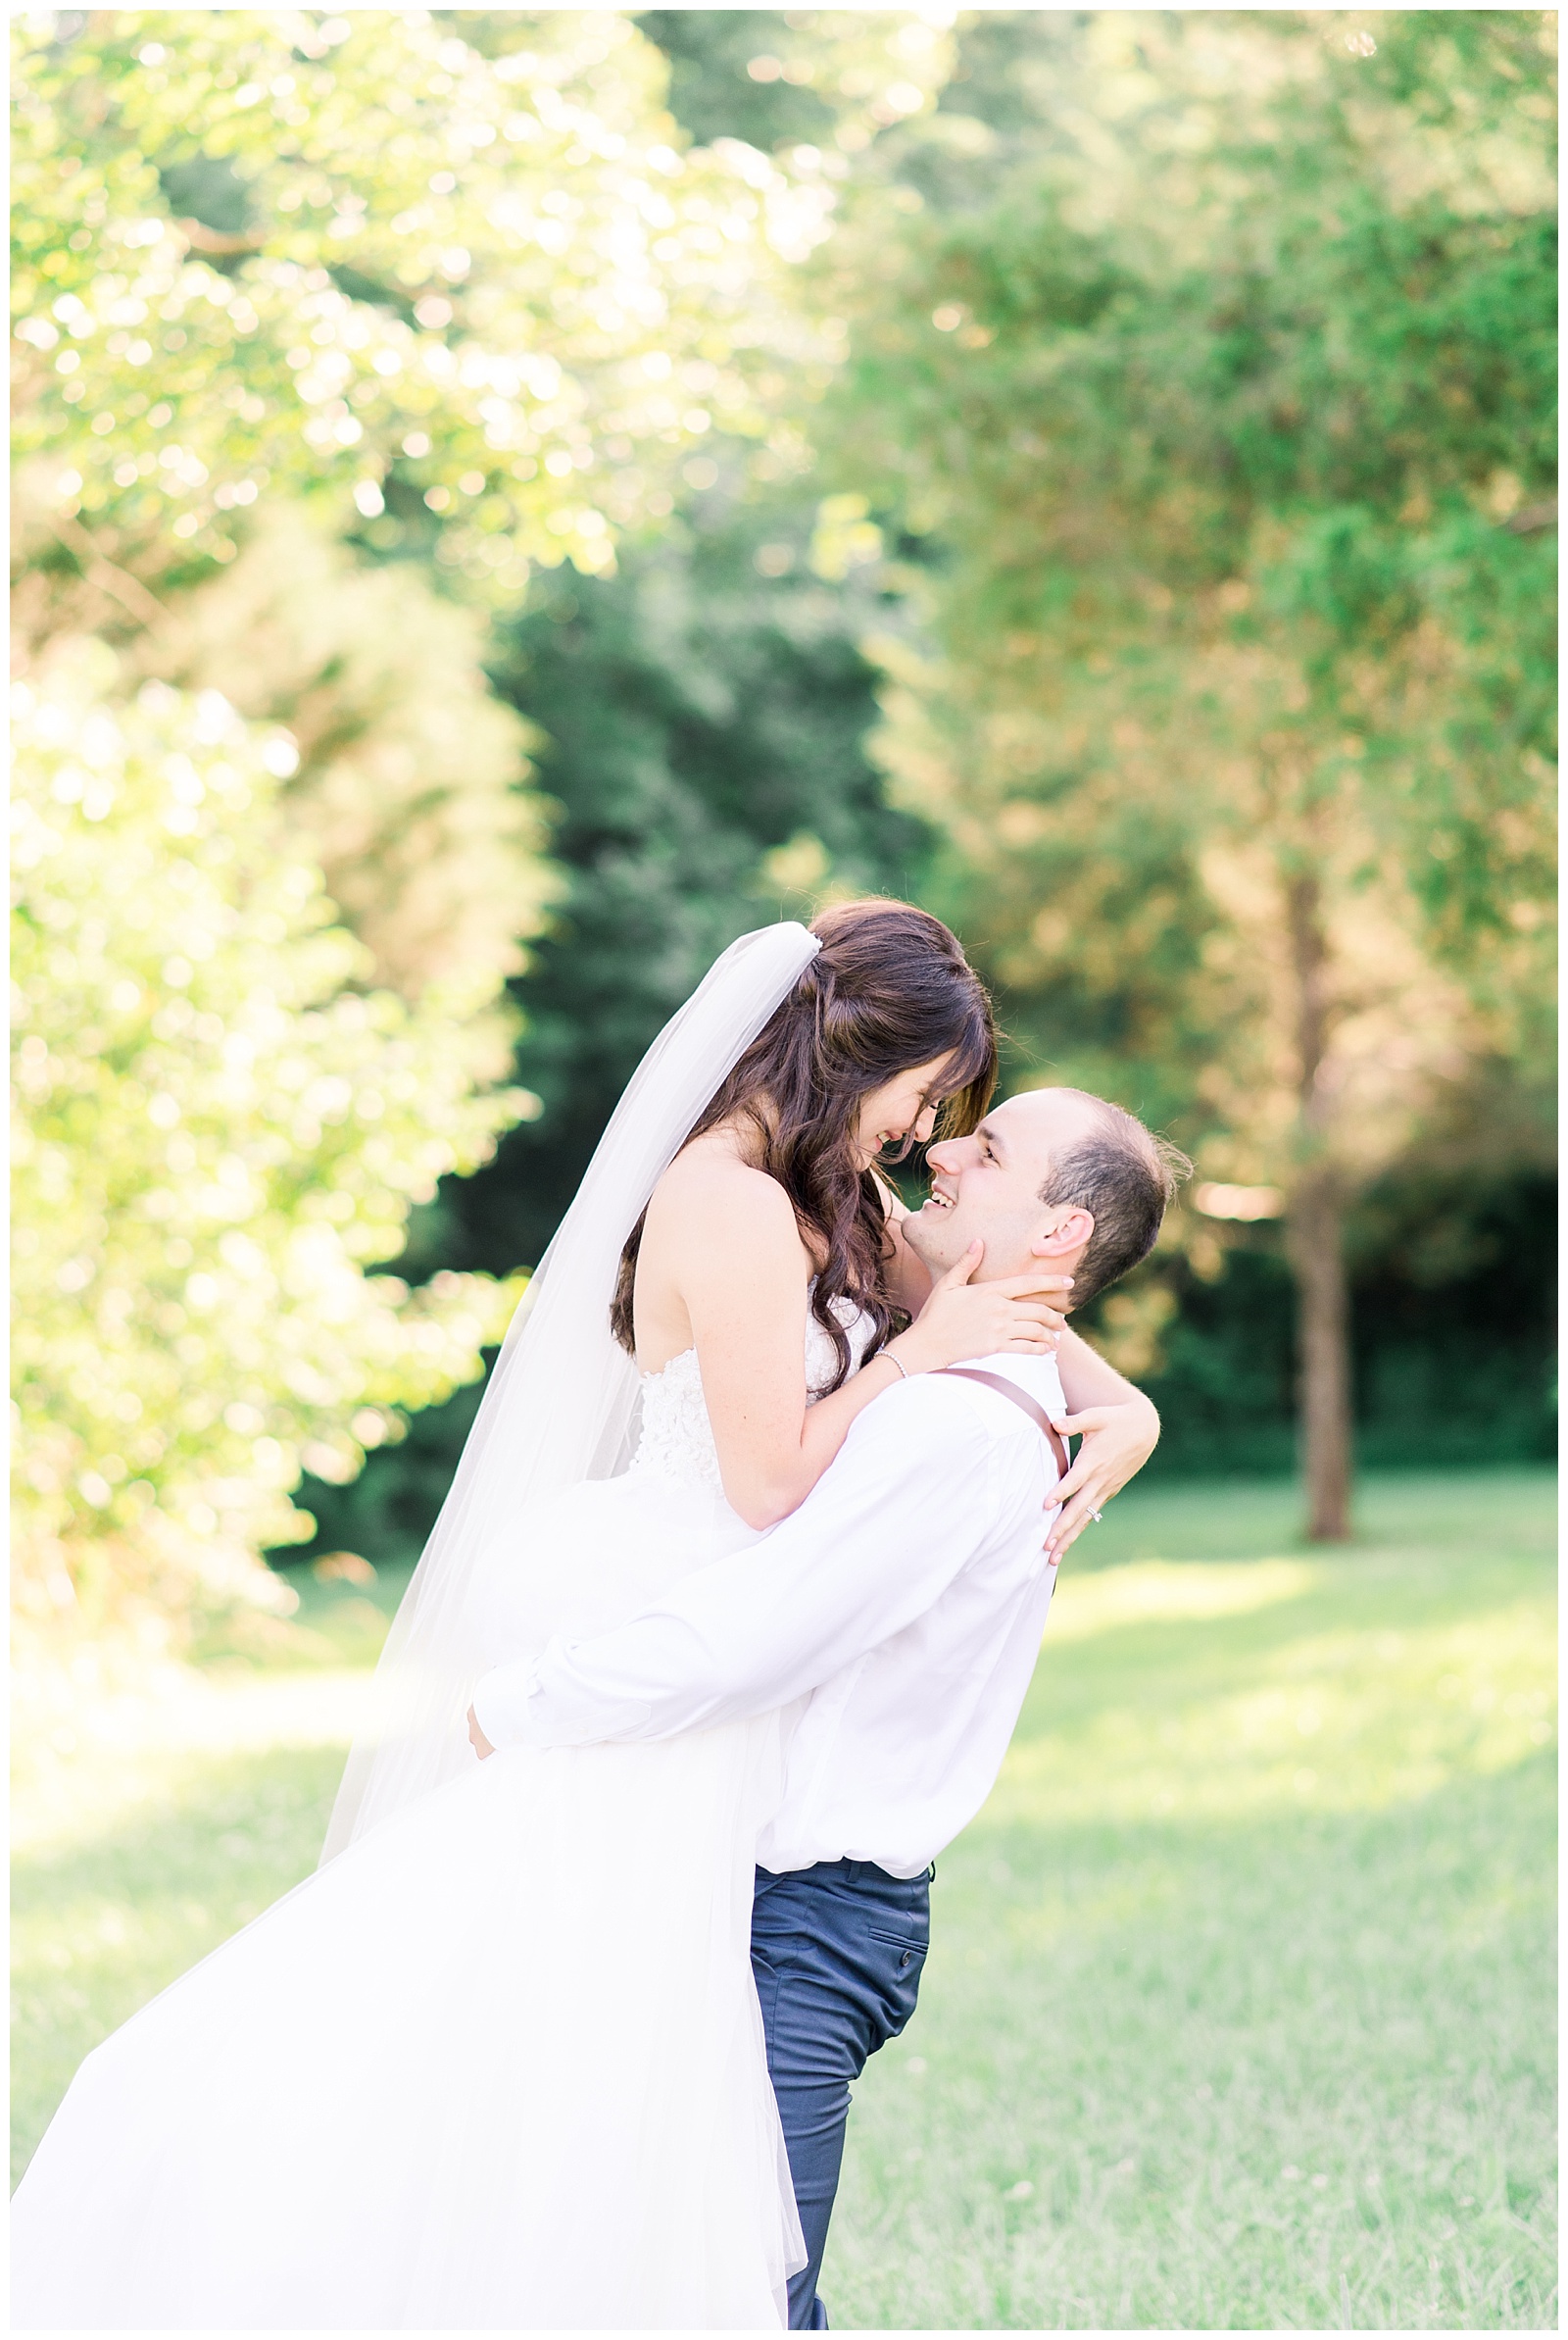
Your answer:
[906,1090,1101,1284]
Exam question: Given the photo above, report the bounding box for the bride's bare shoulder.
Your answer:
[646,1133,800,1253]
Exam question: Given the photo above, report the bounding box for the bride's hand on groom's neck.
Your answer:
[893,1239,1071,1373]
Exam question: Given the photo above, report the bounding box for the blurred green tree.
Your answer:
[10,2,956,1065]
[10,5,833,1097]
[122,502,558,1049]
[635,8,953,159]
[11,7,832,597]
[11,648,523,1646]
[818,9,1556,1534]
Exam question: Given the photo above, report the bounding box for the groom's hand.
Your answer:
[466,1704,496,1761]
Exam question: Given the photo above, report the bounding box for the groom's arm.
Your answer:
[469,1378,1014,1750]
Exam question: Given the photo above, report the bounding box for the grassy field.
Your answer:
[827,1471,1557,2330]
[12,1469,1557,2329]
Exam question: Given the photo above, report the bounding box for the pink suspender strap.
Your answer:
[936,1367,1071,1495]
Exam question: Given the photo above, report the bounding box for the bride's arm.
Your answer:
[660,1157,1062,1531]
[1045,1326,1160,1560]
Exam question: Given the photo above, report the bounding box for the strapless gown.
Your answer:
[12,1310,871,2330]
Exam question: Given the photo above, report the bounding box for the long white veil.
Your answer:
[320,921,822,1862]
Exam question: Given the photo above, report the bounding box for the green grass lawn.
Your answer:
[12,1469,1557,2329]
[826,1470,1557,2330]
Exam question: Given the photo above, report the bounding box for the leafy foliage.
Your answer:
[124,500,558,1028]
[11,7,833,596]
[11,648,522,1641]
[637,9,953,159]
[828,9,1555,1120]
[814,10,1556,1519]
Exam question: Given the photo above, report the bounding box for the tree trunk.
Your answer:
[1284,870,1353,1541]
[1285,1172,1353,1540]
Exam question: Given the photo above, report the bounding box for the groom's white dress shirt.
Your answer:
[472,1350,1067,1879]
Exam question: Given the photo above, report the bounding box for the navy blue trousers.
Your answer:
[751,1859,931,2330]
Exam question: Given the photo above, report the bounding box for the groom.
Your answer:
[471,1086,1181,2327]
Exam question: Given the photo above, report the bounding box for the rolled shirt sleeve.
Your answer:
[470,1377,1004,1751]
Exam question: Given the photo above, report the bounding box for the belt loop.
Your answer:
[926,1861,937,1884]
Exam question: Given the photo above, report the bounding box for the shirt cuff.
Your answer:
[470,1660,544,1750]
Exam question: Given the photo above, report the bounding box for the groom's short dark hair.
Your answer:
[1040,1094,1190,1304]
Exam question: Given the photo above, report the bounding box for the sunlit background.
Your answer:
[12,10,1555,2327]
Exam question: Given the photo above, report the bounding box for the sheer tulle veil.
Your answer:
[319,921,822,1861]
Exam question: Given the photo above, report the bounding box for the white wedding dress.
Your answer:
[12,1302,872,2332]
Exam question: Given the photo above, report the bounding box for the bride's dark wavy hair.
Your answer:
[611,900,998,1390]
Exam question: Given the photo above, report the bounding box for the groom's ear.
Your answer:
[1031,1208,1094,1260]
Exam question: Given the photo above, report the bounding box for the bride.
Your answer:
[13,903,1130,2331]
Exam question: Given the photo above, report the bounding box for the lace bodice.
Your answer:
[631,1295,877,1494]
